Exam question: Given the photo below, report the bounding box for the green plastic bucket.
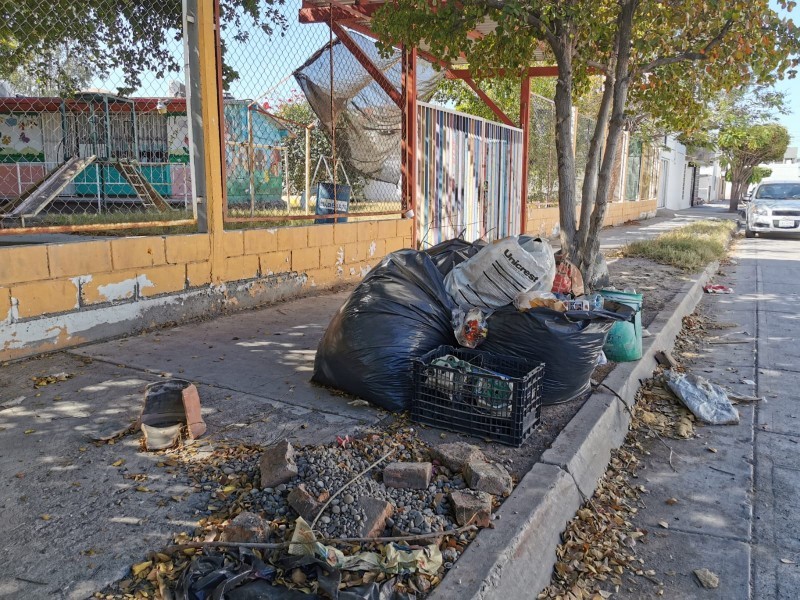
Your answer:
[599,289,643,362]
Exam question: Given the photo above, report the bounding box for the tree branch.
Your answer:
[636,18,734,75]
[480,0,560,48]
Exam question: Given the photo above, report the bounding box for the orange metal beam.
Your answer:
[519,75,531,229]
[331,22,402,108]
[460,74,515,127]
[401,46,418,244]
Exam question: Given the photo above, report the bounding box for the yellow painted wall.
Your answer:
[525,199,658,240]
[0,219,414,327]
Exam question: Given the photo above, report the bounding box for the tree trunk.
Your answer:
[552,40,578,262]
[579,0,635,283]
[577,73,615,250]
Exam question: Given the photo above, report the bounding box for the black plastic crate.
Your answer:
[412,345,544,447]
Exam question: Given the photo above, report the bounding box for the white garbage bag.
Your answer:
[444,236,556,310]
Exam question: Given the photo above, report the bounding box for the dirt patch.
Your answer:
[606,257,693,328]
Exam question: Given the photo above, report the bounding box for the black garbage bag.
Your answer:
[424,238,486,276]
[313,250,457,411]
[482,301,634,405]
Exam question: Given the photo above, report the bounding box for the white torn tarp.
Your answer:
[663,370,739,425]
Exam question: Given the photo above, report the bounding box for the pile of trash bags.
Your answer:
[313,236,633,410]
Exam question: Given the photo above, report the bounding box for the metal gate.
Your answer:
[416,102,524,248]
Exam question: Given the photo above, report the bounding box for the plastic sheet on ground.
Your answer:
[312,250,456,412]
[663,370,740,425]
[290,518,442,576]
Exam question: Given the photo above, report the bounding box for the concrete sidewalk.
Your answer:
[615,231,800,599]
[0,206,723,598]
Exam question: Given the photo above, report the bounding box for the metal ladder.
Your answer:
[113,160,170,212]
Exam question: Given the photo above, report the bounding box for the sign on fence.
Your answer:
[315,182,350,224]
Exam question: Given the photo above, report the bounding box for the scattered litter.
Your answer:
[780,558,795,565]
[642,328,652,338]
[658,521,669,529]
[86,421,135,442]
[139,379,206,451]
[663,370,739,425]
[551,254,585,296]
[654,350,678,369]
[0,396,26,410]
[693,568,720,589]
[728,392,764,404]
[452,307,490,348]
[347,399,371,408]
[31,372,73,388]
[703,284,734,294]
[741,379,756,386]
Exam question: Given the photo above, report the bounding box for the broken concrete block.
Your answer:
[220,511,271,543]
[430,442,486,473]
[449,490,492,527]
[139,379,206,450]
[383,462,433,490]
[287,484,320,523]
[259,440,298,489]
[357,497,395,538]
[464,460,513,495]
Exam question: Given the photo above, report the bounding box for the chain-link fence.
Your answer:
[218,0,427,227]
[624,136,660,202]
[0,1,197,234]
[527,94,559,207]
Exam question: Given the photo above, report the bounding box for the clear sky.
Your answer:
[773,76,799,147]
[769,1,799,147]
[93,0,798,149]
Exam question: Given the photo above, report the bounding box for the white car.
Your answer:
[745,180,800,238]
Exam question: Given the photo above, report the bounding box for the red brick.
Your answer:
[449,490,492,527]
[383,462,432,490]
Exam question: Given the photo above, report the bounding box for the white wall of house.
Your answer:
[658,135,693,210]
[698,160,723,203]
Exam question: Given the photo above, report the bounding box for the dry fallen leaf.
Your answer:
[665,498,678,505]
[131,561,152,577]
[708,447,718,453]
[24,429,35,434]
[780,558,795,565]
[112,459,125,467]
[41,514,51,521]
[658,521,669,529]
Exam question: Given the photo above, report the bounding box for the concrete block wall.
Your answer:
[0,219,413,361]
[525,199,658,239]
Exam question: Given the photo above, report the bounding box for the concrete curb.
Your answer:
[430,260,720,600]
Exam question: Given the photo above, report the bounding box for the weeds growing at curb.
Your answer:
[621,220,736,271]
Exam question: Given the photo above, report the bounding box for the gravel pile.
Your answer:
[250,443,464,539]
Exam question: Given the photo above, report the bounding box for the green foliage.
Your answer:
[622,220,737,271]
[373,0,799,137]
[270,93,365,199]
[724,166,773,184]
[433,77,556,123]
[0,0,287,95]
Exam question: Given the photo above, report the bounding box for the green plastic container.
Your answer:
[600,289,643,362]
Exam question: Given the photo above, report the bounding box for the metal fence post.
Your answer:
[195,0,226,279]
[183,0,208,232]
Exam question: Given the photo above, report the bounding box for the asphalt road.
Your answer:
[616,230,800,599]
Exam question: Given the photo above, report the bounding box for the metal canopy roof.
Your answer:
[298,0,553,72]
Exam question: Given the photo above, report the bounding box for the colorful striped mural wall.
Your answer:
[416,102,523,248]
